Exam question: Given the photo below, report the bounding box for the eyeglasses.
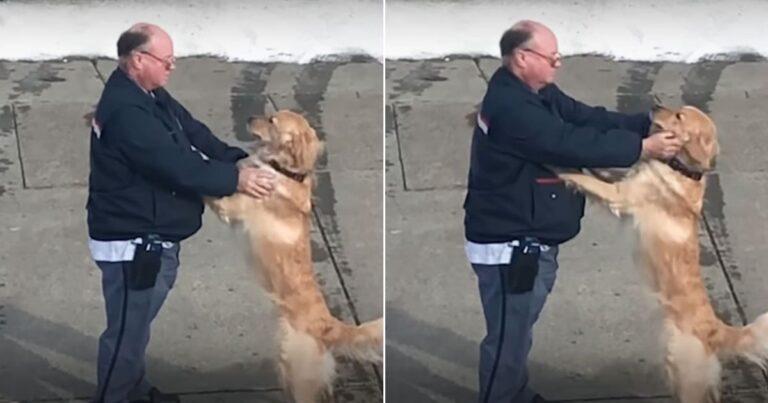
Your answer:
[139,51,176,69]
[521,48,561,67]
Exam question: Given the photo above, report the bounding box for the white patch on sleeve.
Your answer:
[477,112,489,135]
[191,145,210,161]
[91,117,101,139]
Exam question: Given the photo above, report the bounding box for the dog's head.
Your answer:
[651,104,719,170]
[247,110,322,173]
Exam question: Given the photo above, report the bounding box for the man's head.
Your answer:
[500,20,561,92]
[117,23,175,91]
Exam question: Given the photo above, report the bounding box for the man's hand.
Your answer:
[237,167,275,199]
[641,130,684,160]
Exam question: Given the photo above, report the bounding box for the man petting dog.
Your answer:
[86,23,274,402]
[463,20,684,403]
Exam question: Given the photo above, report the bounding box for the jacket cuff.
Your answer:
[224,163,240,196]
[643,111,654,138]
[225,147,249,163]
[632,132,644,164]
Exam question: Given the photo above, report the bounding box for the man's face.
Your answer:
[134,33,175,90]
[518,30,561,90]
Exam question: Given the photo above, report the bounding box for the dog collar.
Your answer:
[268,160,307,183]
[667,158,703,181]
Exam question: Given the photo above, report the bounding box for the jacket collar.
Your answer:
[493,66,539,95]
[117,67,151,95]
[108,68,161,108]
[109,68,180,126]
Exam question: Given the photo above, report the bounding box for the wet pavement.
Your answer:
[386,55,768,402]
[0,57,382,402]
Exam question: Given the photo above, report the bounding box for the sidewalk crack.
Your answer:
[90,59,106,85]
[11,103,27,189]
[391,103,408,191]
[473,57,490,84]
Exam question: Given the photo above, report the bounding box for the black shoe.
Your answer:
[532,394,557,403]
[129,387,181,403]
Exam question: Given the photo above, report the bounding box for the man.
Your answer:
[87,23,273,402]
[463,20,683,403]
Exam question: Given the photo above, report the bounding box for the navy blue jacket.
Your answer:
[463,67,650,245]
[87,68,248,242]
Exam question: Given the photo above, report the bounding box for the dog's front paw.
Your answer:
[206,197,232,224]
[219,213,231,224]
[607,200,630,217]
[608,203,623,217]
[558,173,585,191]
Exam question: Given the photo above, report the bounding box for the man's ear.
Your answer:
[506,51,524,69]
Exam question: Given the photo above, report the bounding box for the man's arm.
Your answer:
[109,106,239,197]
[541,85,651,137]
[173,101,249,163]
[488,99,642,168]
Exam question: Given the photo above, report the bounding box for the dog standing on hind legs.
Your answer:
[207,110,382,403]
[558,105,768,403]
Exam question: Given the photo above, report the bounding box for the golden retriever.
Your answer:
[558,105,768,402]
[206,110,382,403]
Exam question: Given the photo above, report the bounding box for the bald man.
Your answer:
[87,23,273,402]
[463,21,682,402]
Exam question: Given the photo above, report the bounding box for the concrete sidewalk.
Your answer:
[386,55,768,402]
[0,57,382,402]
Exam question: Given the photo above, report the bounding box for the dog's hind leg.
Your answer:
[327,317,383,363]
[665,325,722,403]
[278,320,336,403]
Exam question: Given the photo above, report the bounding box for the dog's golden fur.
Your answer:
[558,106,768,403]
[207,110,382,403]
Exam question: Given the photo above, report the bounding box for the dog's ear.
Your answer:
[293,126,322,172]
[683,129,709,169]
[681,113,718,170]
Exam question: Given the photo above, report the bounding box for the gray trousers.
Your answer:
[472,245,559,403]
[93,244,180,403]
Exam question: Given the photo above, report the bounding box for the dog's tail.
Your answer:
[321,317,383,363]
[717,312,768,366]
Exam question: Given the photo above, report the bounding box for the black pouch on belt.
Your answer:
[127,236,163,290]
[503,240,541,294]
